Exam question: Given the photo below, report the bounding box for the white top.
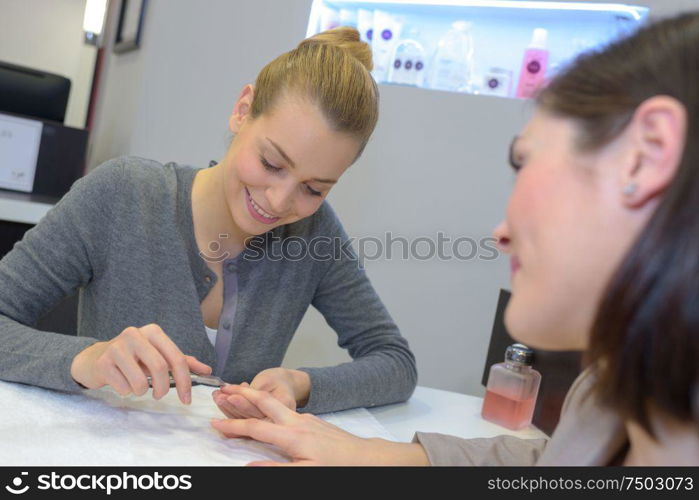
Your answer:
[205,326,217,346]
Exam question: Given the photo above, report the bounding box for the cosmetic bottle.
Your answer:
[371,10,403,83]
[480,67,512,97]
[481,343,541,430]
[429,21,475,92]
[515,28,549,99]
[387,30,426,87]
[357,9,374,45]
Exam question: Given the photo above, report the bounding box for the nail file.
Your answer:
[147,373,226,388]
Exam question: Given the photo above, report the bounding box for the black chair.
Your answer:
[481,289,583,436]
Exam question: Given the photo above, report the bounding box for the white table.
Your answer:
[370,386,547,442]
[0,381,545,465]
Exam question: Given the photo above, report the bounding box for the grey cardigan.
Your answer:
[0,156,417,414]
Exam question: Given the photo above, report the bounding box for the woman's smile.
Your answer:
[245,187,281,224]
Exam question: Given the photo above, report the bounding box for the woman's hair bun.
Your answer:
[298,26,373,71]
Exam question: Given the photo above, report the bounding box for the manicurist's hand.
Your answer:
[210,386,431,466]
[212,367,310,419]
[70,323,212,404]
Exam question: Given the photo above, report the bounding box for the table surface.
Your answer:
[0,380,546,465]
[370,385,547,442]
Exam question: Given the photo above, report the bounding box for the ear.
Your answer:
[229,84,255,134]
[620,95,687,209]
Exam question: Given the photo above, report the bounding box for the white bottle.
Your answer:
[387,37,426,87]
[357,9,374,45]
[429,21,475,92]
[371,10,403,83]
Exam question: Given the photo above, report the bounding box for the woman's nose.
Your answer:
[266,181,295,216]
[492,220,511,254]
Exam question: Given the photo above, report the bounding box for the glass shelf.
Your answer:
[307,0,649,99]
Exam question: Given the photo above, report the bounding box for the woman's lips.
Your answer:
[245,188,281,224]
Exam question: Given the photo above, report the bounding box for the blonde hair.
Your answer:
[251,27,379,159]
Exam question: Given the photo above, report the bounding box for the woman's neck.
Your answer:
[624,409,699,465]
[191,163,248,260]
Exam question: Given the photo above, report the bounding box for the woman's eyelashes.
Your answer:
[260,156,282,173]
[508,138,525,172]
[260,156,323,197]
[508,149,525,172]
[306,185,322,197]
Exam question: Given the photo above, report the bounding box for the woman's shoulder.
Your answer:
[87,156,194,199]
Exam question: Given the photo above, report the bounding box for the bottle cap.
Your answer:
[505,343,535,366]
[530,28,548,50]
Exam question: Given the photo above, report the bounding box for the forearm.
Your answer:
[298,351,417,414]
[0,315,99,391]
[414,432,549,466]
[366,439,431,466]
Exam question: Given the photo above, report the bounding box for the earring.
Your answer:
[623,183,638,196]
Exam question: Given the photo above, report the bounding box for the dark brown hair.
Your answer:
[537,13,699,436]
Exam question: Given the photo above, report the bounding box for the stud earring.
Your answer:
[623,183,638,196]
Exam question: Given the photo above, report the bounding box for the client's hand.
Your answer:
[70,323,212,404]
[212,367,310,419]
[210,386,430,466]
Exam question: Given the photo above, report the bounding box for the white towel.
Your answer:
[0,380,395,466]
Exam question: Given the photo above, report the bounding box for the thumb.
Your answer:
[186,355,212,375]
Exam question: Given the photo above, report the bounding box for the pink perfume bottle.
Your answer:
[481,343,541,430]
[515,28,549,99]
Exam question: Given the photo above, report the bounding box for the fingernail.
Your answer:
[185,392,191,405]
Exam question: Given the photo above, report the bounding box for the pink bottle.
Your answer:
[481,343,541,430]
[515,28,549,99]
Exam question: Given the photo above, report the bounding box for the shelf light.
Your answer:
[323,0,647,21]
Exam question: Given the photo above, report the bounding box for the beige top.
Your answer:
[414,369,628,466]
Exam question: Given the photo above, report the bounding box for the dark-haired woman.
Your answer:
[209,12,699,465]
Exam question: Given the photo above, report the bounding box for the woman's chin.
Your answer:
[506,305,561,350]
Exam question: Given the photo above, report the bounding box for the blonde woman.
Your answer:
[210,13,699,466]
[0,28,416,417]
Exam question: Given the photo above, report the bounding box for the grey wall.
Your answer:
[0,0,96,128]
[87,0,696,397]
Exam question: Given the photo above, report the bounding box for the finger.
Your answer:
[217,384,265,405]
[104,363,132,396]
[235,387,296,424]
[132,341,173,400]
[210,418,292,449]
[227,394,265,419]
[213,396,245,419]
[111,344,150,396]
[219,384,246,395]
[141,325,192,404]
[185,355,213,376]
